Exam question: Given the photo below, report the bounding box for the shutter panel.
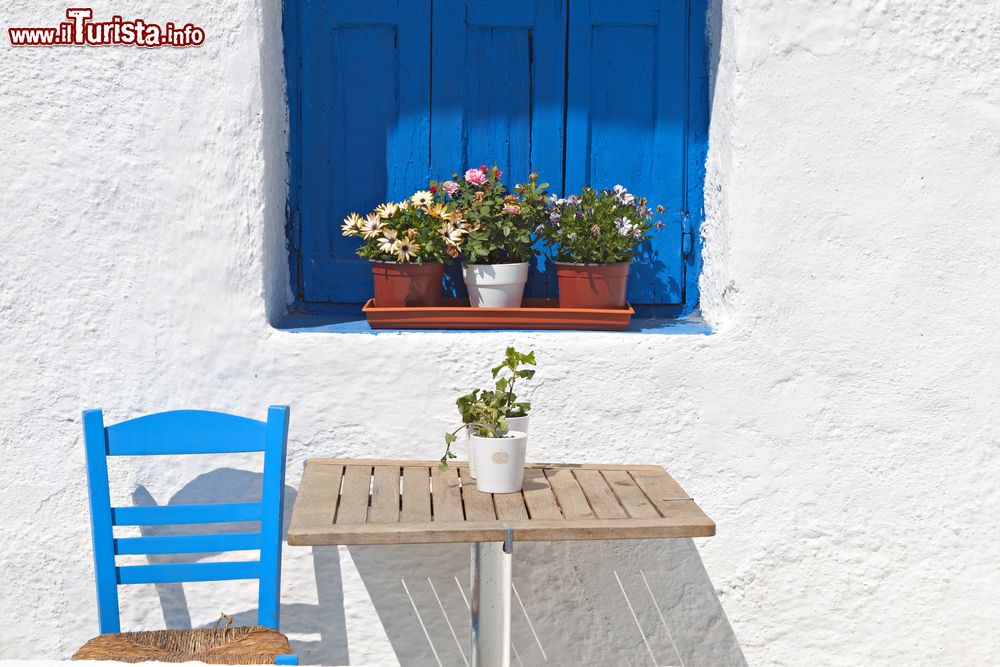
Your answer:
[298,1,431,303]
[431,0,566,297]
[565,0,688,305]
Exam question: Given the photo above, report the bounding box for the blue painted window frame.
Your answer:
[282,0,708,320]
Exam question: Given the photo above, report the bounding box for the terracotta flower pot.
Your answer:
[555,262,630,309]
[370,261,444,307]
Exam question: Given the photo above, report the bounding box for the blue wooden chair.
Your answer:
[73,407,298,665]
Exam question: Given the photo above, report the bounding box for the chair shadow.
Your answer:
[132,468,349,665]
[347,538,747,667]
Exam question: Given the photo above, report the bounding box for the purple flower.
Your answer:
[655,221,665,230]
[566,195,581,206]
[534,224,546,234]
[549,209,561,224]
[613,185,635,206]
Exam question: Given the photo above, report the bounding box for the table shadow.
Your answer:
[347,538,746,667]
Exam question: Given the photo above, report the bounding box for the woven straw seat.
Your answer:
[72,625,294,664]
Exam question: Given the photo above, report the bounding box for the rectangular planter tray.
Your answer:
[362,298,633,331]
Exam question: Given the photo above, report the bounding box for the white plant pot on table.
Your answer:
[463,262,529,308]
[503,415,529,435]
[471,431,528,494]
[469,415,529,479]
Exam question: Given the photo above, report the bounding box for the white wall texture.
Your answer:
[2,0,999,665]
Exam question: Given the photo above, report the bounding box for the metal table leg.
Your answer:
[470,526,513,667]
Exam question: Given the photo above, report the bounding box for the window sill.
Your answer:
[274,308,712,335]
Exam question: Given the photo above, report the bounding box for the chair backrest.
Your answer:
[82,407,290,634]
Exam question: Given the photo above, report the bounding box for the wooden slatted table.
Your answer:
[287,459,715,666]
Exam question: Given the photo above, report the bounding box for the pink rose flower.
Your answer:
[441,180,460,196]
[464,169,487,186]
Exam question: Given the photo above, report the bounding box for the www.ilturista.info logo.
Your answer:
[8,8,205,47]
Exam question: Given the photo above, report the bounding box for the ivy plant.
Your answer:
[440,347,536,469]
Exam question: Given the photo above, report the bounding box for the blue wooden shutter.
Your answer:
[297,1,431,303]
[431,0,566,297]
[565,0,689,305]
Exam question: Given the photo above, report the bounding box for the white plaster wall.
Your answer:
[1,0,999,665]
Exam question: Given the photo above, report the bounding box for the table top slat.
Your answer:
[336,465,374,524]
[431,464,464,522]
[630,469,707,520]
[459,467,497,521]
[543,467,596,519]
[401,465,432,523]
[521,468,564,520]
[309,458,665,471]
[369,465,400,523]
[601,469,661,519]
[288,517,715,545]
[492,488,530,521]
[572,469,629,519]
[287,459,714,545]
[289,462,343,533]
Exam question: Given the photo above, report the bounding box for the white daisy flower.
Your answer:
[341,212,363,236]
[377,229,399,254]
[393,239,420,262]
[410,190,434,208]
[360,214,383,239]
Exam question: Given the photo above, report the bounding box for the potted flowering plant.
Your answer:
[432,166,549,308]
[341,190,469,307]
[541,185,665,309]
[441,347,535,493]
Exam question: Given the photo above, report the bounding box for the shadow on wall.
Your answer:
[349,540,745,667]
[135,469,743,666]
[132,469,349,665]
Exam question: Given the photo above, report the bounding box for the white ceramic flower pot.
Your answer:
[463,262,529,308]
[471,431,528,494]
[503,415,529,435]
[471,416,528,478]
